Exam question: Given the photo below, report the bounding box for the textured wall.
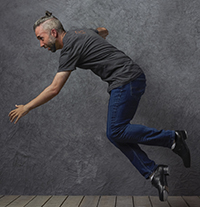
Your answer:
[1,0,200,196]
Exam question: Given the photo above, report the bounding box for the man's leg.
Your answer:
[106,73,176,201]
[106,73,175,177]
[108,141,158,179]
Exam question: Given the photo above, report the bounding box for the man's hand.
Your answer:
[8,71,71,124]
[96,27,109,39]
[9,105,30,124]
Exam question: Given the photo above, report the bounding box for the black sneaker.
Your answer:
[151,165,169,201]
[173,130,191,168]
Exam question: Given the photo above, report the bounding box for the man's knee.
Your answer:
[106,126,122,142]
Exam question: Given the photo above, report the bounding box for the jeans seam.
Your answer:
[110,88,123,135]
[131,147,153,178]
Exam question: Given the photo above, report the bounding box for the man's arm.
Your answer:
[96,27,109,39]
[9,71,71,124]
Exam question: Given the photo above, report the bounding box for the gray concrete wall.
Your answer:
[1,0,200,195]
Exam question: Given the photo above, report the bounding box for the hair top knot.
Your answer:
[45,11,52,17]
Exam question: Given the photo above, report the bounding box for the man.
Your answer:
[9,11,191,201]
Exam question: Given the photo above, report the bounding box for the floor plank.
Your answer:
[116,196,133,207]
[134,196,152,207]
[182,196,200,207]
[0,195,20,207]
[98,196,116,207]
[0,196,200,207]
[43,196,67,207]
[61,196,83,207]
[149,196,170,207]
[6,196,35,207]
[25,196,52,207]
[79,196,99,207]
[167,196,188,207]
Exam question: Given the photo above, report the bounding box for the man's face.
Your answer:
[35,25,56,52]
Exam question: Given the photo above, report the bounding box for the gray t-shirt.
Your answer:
[58,28,143,92]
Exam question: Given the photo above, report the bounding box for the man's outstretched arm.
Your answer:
[96,27,109,39]
[9,71,71,124]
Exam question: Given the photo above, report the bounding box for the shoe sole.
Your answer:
[181,130,190,168]
[163,166,169,201]
[175,130,191,168]
[162,189,169,201]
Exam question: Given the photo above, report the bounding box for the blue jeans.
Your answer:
[106,73,175,179]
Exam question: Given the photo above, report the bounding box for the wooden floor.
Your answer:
[0,195,200,207]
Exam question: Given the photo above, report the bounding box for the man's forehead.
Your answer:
[35,25,48,38]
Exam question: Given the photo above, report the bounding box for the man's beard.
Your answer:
[47,35,57,53]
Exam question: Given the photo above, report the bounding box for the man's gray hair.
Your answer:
[33,11,65,33]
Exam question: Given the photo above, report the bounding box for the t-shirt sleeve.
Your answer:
[58,49,80,72]
[89,28,99,34]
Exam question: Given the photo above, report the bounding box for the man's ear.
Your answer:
[51,29,58,38]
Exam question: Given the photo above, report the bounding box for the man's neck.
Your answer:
[58,31,67,49]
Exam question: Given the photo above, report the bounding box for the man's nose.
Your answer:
[40,41,44,48]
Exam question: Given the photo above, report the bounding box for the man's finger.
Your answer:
[9,116,14,121]
[9,110,14,117]
[9,111,15,119]
[9,108,18,117]
[9,113,14,121]
[10,114,17,122]
[14,116,20,124]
